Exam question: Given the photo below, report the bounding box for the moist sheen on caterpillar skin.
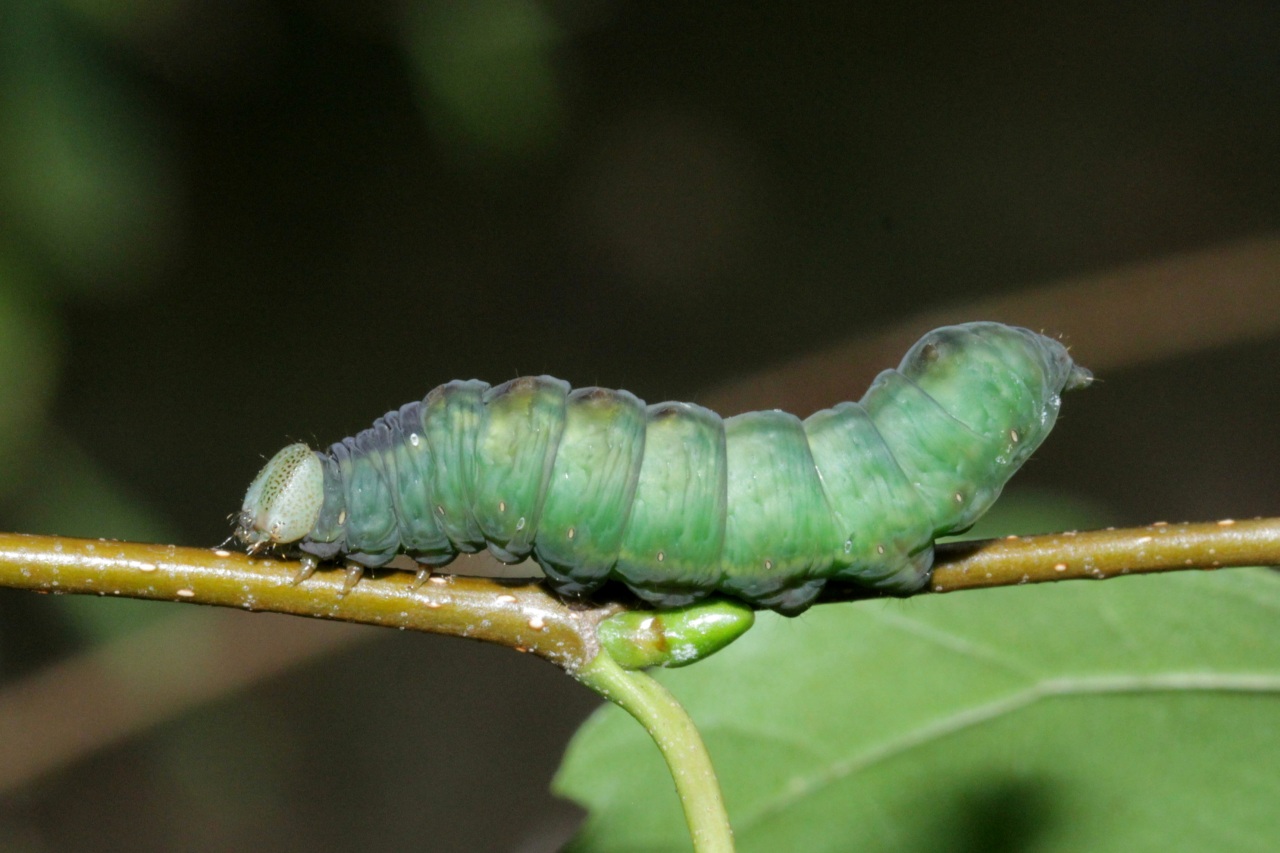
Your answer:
[236,322,1091,615]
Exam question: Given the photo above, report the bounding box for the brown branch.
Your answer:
[935,516,1280,585]
[0,515,1274,789]
[3,518,1276,640]
[817,517,1280,605]
[0,532,607,671]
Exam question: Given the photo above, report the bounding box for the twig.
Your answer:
[1,519,1277,655]
[0,532,607,671]
[934,517,1278,588]
[818,517,1280,605]
[574,651,734,853]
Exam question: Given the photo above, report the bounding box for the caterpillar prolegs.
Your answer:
[236,322,1091,615]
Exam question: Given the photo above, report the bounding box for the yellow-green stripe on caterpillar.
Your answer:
[236,322,1090,615]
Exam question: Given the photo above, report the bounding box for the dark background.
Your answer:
[0,2,1277,850]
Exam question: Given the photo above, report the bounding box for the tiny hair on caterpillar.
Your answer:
[235,321,1090,615]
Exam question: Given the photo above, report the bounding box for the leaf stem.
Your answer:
[574,649,735,853]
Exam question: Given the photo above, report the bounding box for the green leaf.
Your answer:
[556,567,1280,851]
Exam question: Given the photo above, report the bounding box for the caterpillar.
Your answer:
[236,322,1090,615]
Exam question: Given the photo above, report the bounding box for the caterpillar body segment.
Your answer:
[536,386,648,593]
[236,322,1089,615]
[613,401,727,606]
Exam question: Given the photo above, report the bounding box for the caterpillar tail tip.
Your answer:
[1066,364,1094,391]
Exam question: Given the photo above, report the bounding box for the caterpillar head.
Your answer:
[236,443,324,551]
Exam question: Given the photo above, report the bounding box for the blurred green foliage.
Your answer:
[404,0,567,161]
[0,0,178,651]
[0,0,179,288]
[0,254,58,488]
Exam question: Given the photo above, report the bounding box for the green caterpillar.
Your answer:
[236,322,1090,615]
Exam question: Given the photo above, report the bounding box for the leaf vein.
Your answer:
[733,671,1280,833]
